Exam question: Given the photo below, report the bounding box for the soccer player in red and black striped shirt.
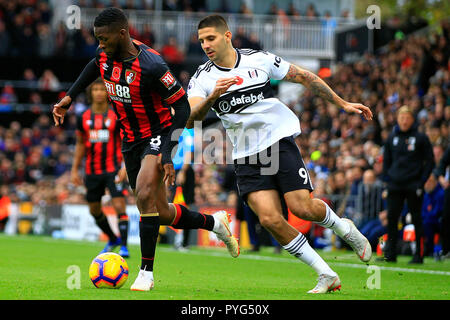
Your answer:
[52,7,239,292]
[71,78,129,257]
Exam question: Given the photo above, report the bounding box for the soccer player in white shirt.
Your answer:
[187,15,373,293]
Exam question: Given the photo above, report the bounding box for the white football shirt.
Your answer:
[187,48,301,160]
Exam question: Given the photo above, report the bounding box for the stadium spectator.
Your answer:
[286,2,301,20]
[0,85,18,106]
[0,184,11,232]
[322,11,337,30]
[23,68,38,89]
[360,209,388,252]
[80,28,98,58]
[247,32,262,50]
[356,169,386,250]
[421,174,444,257]
[54,21,67,57]
[328,170,350,217]
[37,23,55,58]
[383,105,435,264]
[160,35,185,75]
[186,33,205,57]
[140,23,156,48]
[232,26,251,49]
[0,19,10,56]
[238,3,252,16]
[305,3,320,20]
[433,146,450,259]
[38,70,60,91]
[266,3,278,16]
[356,169,385,226]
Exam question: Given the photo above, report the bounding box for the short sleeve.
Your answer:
[149,57,186,105]
[186,77,207,99]
[262,51,290,80]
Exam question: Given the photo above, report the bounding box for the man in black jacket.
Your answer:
[434,146,450,259]
[383,106,435,263]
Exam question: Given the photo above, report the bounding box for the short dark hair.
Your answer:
[94,7,128,30]
[86,78,106,104]
[198,15,229,32]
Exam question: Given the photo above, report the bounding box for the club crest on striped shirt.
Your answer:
[125,69,136,84]
[248,69,258,78]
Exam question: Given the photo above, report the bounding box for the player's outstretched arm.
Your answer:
[283,64,373,121]
[186,77,238,128]
[52,58,100,126]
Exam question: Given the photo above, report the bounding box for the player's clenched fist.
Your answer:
[52,96,72,126]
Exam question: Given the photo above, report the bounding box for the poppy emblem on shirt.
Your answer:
[112,66,122,81]
[125,69,136,84]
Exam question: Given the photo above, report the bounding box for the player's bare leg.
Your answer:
[284,189,372,262]
[111,196,129,257]
[247,190,340,293]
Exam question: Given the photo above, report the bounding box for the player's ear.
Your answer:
[119,28,127,38]
[225,30,232,43]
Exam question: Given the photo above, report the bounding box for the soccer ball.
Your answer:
[89,252,129,288]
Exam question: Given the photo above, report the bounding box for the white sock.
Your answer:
[141,267,154,280]
[283,233,336,276]
[316,200,350,238]
[143,270,153,281]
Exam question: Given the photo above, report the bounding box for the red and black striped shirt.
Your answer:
[76,108,122,175]
[95,39,185,150]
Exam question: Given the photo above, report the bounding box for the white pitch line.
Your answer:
[330,262,450,276]
[160,247,450,276]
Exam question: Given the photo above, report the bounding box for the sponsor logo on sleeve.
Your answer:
[160,71,177,90]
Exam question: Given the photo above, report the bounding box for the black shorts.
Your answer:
[234,135,314,200]
[122,134,168,190]
[85,172,125,203]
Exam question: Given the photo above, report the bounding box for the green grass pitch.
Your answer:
[1,233,449,300]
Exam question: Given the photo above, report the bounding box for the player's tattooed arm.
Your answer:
[186,96,215,129]
[283,64,373,120]
[284,64,343,106]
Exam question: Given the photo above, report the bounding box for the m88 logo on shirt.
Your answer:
[89,129,110,143]
[104,79,130,98]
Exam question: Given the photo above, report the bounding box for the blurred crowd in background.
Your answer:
[0,1,449,254]
[0,0,349,59]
